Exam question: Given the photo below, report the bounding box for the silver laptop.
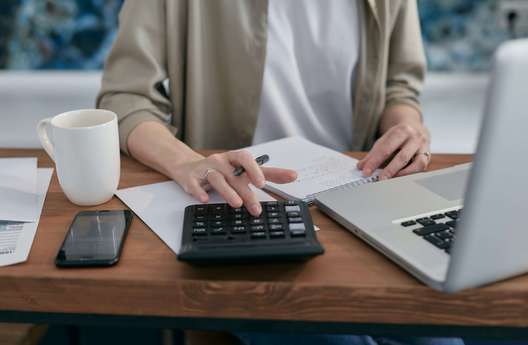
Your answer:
[316,39,528,293]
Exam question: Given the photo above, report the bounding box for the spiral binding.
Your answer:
[304,175,380,204]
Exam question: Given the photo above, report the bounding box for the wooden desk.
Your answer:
[0,149,526,338]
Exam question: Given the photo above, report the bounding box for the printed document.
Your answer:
[0,168,53,266]
[0,157,39,222]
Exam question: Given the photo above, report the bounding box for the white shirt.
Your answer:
[253,0,360,151]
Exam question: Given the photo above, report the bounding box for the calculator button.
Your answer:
[251,232,266,239]
[270,231,285,238]
[285,200,298,206]
[267,212,280,218]
[290,229,306,237]
[232,226,247,234]
[232,219,245,226]
[232,213,247,220]
[211,221,224,227]
[250,225,265,232]
[211,205,225,212]
[231,207,245,214]
[211,214,224,220]
[285,205,301,213]
[286,211,301,218]
[195,205,207,212]
[289,223,306,231]
[401,220,416,227]
[288,217,303,223]
[269,224,283,231]
[267,218,281,224]
[192,228,207,236]
[192,237,208,242]
[211,227,227,235]
[195,215,206,221]
[266,205,279,212]
[250,218,264,225]
[193,221,206,228]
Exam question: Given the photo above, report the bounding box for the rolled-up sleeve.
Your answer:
[385,0,427,114]
[96,0,177,155]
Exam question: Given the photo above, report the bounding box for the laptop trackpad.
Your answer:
[415,169,469,202]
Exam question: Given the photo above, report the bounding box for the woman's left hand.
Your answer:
[357,121,431,180]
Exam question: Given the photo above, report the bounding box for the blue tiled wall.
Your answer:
[0,0,525,71]
[418,0,526,71]
[0,0,123,70]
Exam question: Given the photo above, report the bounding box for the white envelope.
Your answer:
[0,158,39,222]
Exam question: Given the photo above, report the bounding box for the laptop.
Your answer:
[315,39,528,293]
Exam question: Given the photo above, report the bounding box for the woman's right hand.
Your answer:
[170,150,297,216]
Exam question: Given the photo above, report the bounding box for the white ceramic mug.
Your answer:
[37,109,120,206]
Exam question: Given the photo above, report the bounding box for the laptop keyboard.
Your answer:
[400,208,462,254]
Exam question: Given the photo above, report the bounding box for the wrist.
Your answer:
[380,104,423,134]
[164,147,204,181]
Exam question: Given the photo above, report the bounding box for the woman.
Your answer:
[97,1,457,344]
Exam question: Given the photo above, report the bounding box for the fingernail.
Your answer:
[250,203,261,215]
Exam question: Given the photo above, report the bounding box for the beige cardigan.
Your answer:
[97,0,426,154]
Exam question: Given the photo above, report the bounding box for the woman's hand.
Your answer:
[170,150,297,216]
[357,105,431,180]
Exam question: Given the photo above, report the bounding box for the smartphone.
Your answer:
[55,210,133,267]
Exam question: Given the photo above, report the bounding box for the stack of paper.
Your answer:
[0,158,53,266]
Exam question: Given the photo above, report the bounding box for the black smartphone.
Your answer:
[55,210,133,267]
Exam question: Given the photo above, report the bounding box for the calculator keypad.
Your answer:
[187,202,309,242]
[179,200,324,263]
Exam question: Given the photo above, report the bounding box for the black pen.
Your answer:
[233,154,270,176]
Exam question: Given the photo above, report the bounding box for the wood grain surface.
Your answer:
[1,149,527,328]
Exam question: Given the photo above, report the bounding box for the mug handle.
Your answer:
[37,118,55,161]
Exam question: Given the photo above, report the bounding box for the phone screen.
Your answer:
[57,210,132,265]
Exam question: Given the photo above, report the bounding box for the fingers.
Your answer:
[261,167,298,184]
[396,149,431,177]
[358,124,430,178]
[183,179,209,203]
[226,150,265,188]
[358,129,408,176]
[230,178,262,216]
[204,152,263,216]
[182,151,297,216]
[206,170,243,208]
[379,139,421,180]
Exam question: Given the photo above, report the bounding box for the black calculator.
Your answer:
[178,200,324,263]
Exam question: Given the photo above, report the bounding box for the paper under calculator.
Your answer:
[178,200,324,263]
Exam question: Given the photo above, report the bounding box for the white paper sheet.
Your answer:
[0,168,53,266]
[0,157,39,222]
[246,136,378,201]
[116,180,275,255]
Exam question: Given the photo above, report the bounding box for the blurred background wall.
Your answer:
[1,0,527,151]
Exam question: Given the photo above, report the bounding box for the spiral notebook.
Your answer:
[246,137,379,203]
